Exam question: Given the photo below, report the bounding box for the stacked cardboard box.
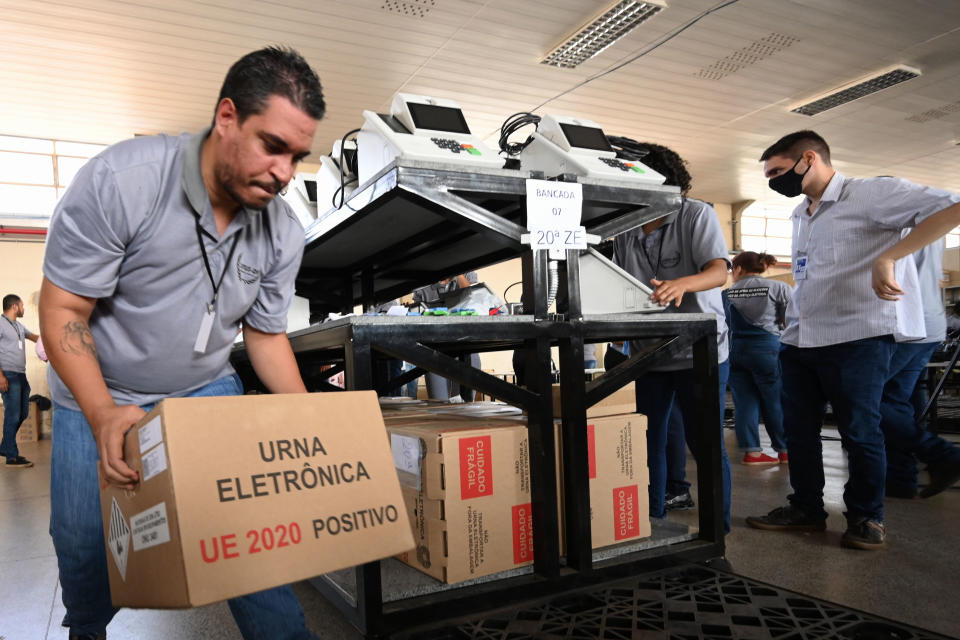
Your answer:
[386,390,649,584]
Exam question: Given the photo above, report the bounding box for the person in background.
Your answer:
[881,240,960,499]
[584,342,598,370]
[605,341,693,510]
[724,251,791,466]
[0,293,40,468]
[40,47,325,640]
[947,301,960,333]
[612,143,732,532]
[414,273,482,401]
[746,130,960,550]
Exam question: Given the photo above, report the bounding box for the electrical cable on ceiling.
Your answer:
[505,0,741,123]
[498,112,542,156]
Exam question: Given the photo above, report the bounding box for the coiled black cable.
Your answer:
[606,135,651,161]
[498,112,541,156]
[332,127,361,210]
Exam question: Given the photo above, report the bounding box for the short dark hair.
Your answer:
[2,294,21,311]
[214,46,326,125]
[635,143,692,194]
[760,130,831,165]
[732,251,777,274]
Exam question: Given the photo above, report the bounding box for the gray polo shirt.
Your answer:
[0,318,31,373]
[783,173,960,348]
[612,198,730,369]
[726,275,792,336]
[44,130,305,410]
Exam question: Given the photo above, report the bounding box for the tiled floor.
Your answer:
[2,428,958,640]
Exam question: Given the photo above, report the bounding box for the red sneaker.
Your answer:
[742,452,779,466]
[778,452,789,464]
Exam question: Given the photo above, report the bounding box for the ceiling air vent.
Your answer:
[790,65,921,116]
[381,0,435,19]
[541,0,666,69]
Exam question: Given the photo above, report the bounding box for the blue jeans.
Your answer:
[729,336,787,453]
[881,342,960,489]
[0,370,30,460]
[780,337,894,522]
[665,406,689,495]
[635,360,731,532]
[50,374,317,639]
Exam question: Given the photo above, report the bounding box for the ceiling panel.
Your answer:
[0,0,958,209]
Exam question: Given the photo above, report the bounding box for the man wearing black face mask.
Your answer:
[745,130,960,551]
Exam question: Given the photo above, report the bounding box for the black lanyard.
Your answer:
[638,197,684,280]
[639,228,667,280]
[3,315,22,341]
[194,218,241,313]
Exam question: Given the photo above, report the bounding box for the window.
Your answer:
[0,135,107,223]
[947,230,960,249]
[739,202,794,260]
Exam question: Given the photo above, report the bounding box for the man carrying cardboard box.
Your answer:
[39,47,326,640]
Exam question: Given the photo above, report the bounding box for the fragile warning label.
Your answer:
[459,435,492,499]
[511,503,534,565]
[613,485,640,541]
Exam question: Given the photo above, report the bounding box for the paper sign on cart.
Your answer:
[525,179,586,251]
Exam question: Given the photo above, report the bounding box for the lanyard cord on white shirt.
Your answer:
[194,218,241,313]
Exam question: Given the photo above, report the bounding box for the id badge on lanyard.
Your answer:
[794,252,808,281]
[193,218,241,354]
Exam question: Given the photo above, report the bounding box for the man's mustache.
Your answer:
[251,179,287,196]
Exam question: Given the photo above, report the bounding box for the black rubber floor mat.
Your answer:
[400,565,955,639]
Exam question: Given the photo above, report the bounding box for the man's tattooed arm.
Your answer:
[60,320,98,358]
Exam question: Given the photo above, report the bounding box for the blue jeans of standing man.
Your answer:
[50,374,317,639]
[635,360,731,532]
[780,337,894,522]
[665,406,690,496]
[881,341,960,490]
[729,335,787,453]
[0,371,30,460]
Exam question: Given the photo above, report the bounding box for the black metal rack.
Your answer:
[231,161,725,637]
[296,160,680,320]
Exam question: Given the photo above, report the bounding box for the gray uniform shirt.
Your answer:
[0,318,31,373]
[784,173,960,348]
[726,275,792,336]
[44,131,305,410]
[613,198,730,369]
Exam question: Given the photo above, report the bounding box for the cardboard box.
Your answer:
[551,383,636,419]
[18,402,40,443]
[583,413,650,547]
[389,417,552,583]
[0,401,41,443]
[390,410,651,583]
[101,392,413,608]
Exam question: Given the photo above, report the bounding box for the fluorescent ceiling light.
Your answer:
[541,0,666,69]
[790,65,921,116]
